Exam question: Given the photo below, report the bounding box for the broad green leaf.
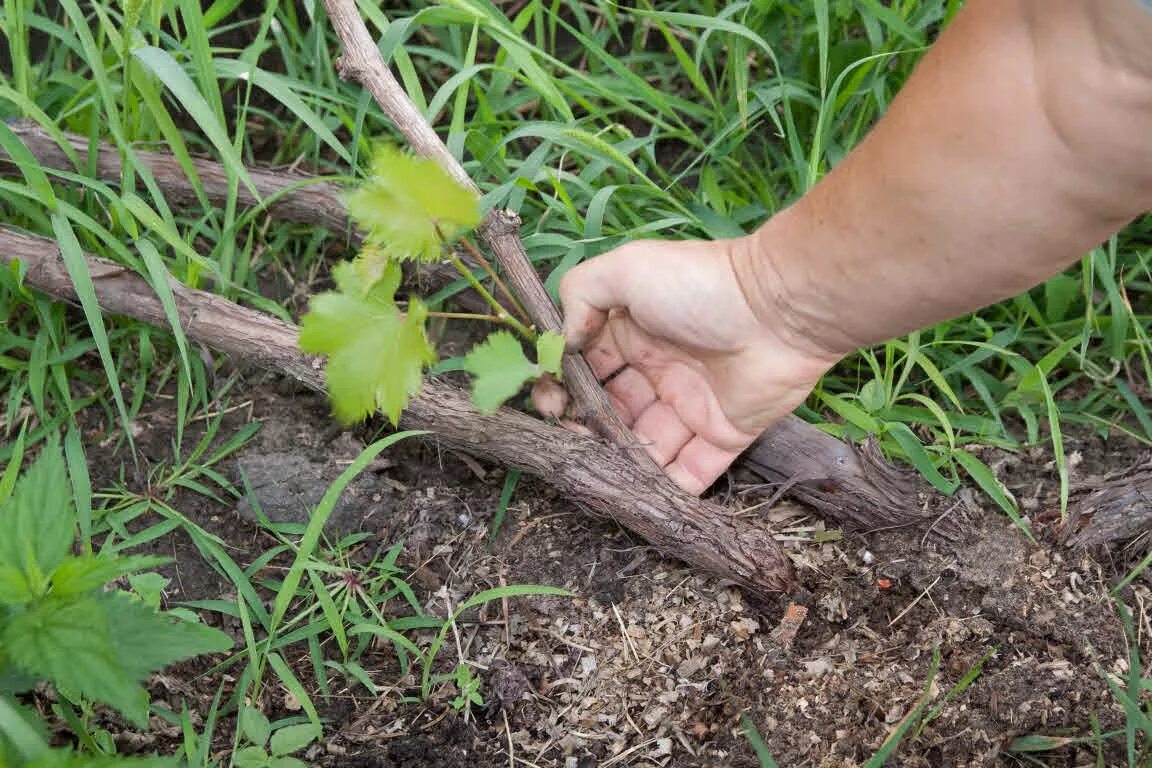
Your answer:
[270,758,309,768]
[50,555,169,598]
[0,567,34,605]
[0,442,73,594]
[232,746,271,768]
[126,572,170,610]
[2,592,230,726]
[345,145,480,263]
[464,331,539,413]
[98,591,231,678]
[3,595,148,723]
[535,332,565,377]
[239,706,271,749]
[269,723,321,756]
[298,268,435,424]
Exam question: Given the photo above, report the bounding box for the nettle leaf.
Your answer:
[299,262,435,425]
[345,145,481,263]
[2,592,230,726]
[464,331,548,413]
[4,595,147,722]
[50,555,169,598]
[0,567,34,606]
[0,442,74,598]
[535,332,565,377]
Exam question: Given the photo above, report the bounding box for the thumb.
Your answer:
[558,247,636,350]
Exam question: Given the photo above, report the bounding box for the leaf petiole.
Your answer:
[426,311,504,323]
[457,237,530,325]
[446,254,536,341]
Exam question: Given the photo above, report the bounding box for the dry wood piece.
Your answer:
[1061,460,1152,547]
[0,120,475,311]
[1,227,795,598]
[0,121,928,530]
[742,427,935,533]
[3,120,349,234]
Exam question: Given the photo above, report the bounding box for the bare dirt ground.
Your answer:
[74,375,1151,767]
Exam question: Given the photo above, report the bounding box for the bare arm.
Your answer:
[737,0,1152,359]
[553,0,1152,494]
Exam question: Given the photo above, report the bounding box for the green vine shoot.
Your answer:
[298,146,564,424]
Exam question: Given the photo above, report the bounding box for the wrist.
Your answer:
[728,215,856,367]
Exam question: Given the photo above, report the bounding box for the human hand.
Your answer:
[537,236,837,495]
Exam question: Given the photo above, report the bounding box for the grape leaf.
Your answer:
[463,331,541,413]
[345,145,481,263]
[299,262,435,425]
[535,331,565,377]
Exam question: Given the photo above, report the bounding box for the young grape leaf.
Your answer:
[535,331,565,377]
[299,262,435,425]
[345,145,481,263]
[463,331,541,413]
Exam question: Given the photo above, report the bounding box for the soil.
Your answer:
[60,372,1151,768]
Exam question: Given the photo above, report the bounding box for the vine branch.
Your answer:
[320,0,637,449]
[0,228,796,599]
[0,120,929,534]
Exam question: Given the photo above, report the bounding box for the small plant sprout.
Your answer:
[298,145,564,424]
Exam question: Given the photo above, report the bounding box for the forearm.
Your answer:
[736,0,1152,359]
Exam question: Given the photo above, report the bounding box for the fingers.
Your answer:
[665,437,749,496]
[530,374,568,419]
[558,248,638,350]
[603,367,655,426]
[631,401,693,467]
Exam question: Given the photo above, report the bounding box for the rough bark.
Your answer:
[1,228,795,598]
[742,427,936,534]
[1061,460,1152,547]
[321,0,634,447]
[0,120,927,533]
[3,120,349,233]
[0,120,473,310]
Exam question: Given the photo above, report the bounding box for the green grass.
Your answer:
[1,0,1151,763]
[3,0,1151,515]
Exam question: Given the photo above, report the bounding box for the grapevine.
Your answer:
[299,145,563,424]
